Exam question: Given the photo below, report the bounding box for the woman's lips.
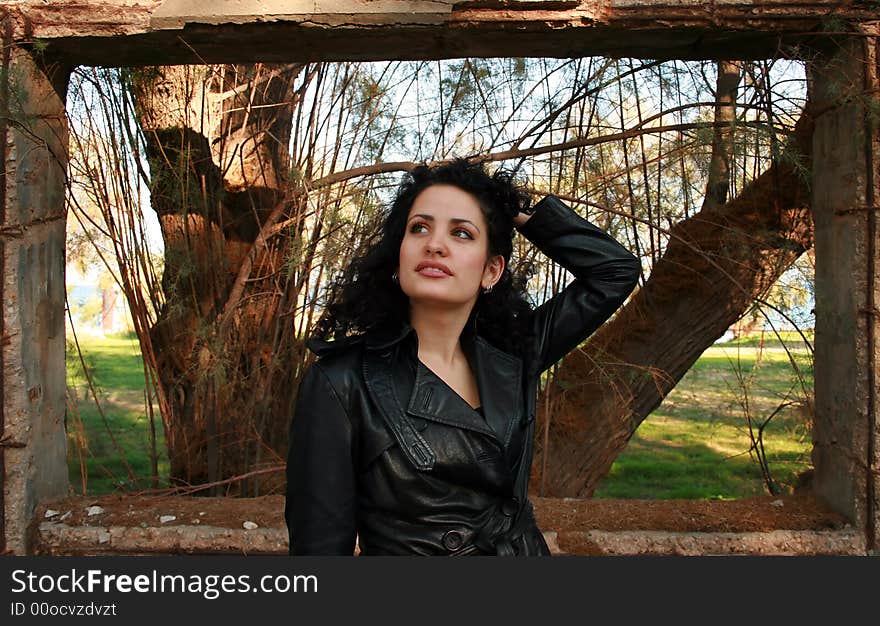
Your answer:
[415,261,453,277]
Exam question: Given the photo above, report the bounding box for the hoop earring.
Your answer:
[392,271,399,285]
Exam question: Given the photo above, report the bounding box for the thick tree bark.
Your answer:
[130,64,308,494]
[531,80,815,498]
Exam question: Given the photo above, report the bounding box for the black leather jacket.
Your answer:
[285,195,640,555]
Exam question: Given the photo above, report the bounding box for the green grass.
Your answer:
[67,331,146,391]
[66,332,168,495]
[594,335,814,500]
[66,331,815,500]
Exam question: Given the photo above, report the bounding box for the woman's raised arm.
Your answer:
[517,195,640,374]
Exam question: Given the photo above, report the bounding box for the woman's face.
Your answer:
[398,184,504,312]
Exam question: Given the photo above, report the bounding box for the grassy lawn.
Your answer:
[66,330,814,499]
[594,331,814,499]
[66,332,168,495]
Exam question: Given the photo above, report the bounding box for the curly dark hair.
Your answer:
[315,158,536,356]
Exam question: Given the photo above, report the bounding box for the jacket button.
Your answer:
[502,498,519,516]
[442,530,464,551]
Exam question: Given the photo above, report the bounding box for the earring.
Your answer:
[392,271,399,285]
[482,283,493,294]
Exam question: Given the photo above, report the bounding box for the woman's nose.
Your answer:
[425,235,446,255]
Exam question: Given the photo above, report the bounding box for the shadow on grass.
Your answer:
[67,392,168,495]
[594,413,812,500]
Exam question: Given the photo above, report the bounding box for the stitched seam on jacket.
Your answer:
[473,335,523,446]
[386,360,435,469]
[476,338,523,446]
[311,362,354,427]
[306,362,360,473]
[475,335,521,367]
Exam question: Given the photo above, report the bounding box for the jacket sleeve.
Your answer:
[285,361,357,555]
[517,195,640,374]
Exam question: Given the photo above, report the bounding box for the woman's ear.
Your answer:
[483,255,505,289]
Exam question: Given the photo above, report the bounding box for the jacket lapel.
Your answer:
[465,333,523,448]
[362,335,436,472]
[406,362,497,439]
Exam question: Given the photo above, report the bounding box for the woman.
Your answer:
[285,158,640,555]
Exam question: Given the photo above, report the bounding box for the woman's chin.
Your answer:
[405,289,475,311]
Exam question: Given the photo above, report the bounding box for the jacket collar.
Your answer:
[364,320,523,450]
[364,322,417,351]
[304,321,413,357]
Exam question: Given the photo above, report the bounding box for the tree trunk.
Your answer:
[531,68,815,497]
[130,64,309,494]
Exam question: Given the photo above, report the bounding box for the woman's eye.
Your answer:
[410,222,428,234]
[452,228,473,240]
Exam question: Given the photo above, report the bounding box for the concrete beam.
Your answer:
[811,22,880,554]
[1,1,878,65]
[0,47,70,555]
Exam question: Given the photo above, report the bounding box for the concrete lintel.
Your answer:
[151,0,458,30]
[4,1,879,64]
[150,0,453,29]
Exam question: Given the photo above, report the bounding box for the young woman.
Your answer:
[285,159,640,555]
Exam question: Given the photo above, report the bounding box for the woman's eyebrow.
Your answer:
[409,213,481,233]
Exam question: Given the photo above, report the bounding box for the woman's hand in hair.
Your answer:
[513,211,534,228]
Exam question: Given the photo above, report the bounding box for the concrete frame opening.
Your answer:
[1,2,877,555]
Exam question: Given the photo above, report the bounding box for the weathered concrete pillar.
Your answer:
[811,24,880,554]
[0,42,70,554]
